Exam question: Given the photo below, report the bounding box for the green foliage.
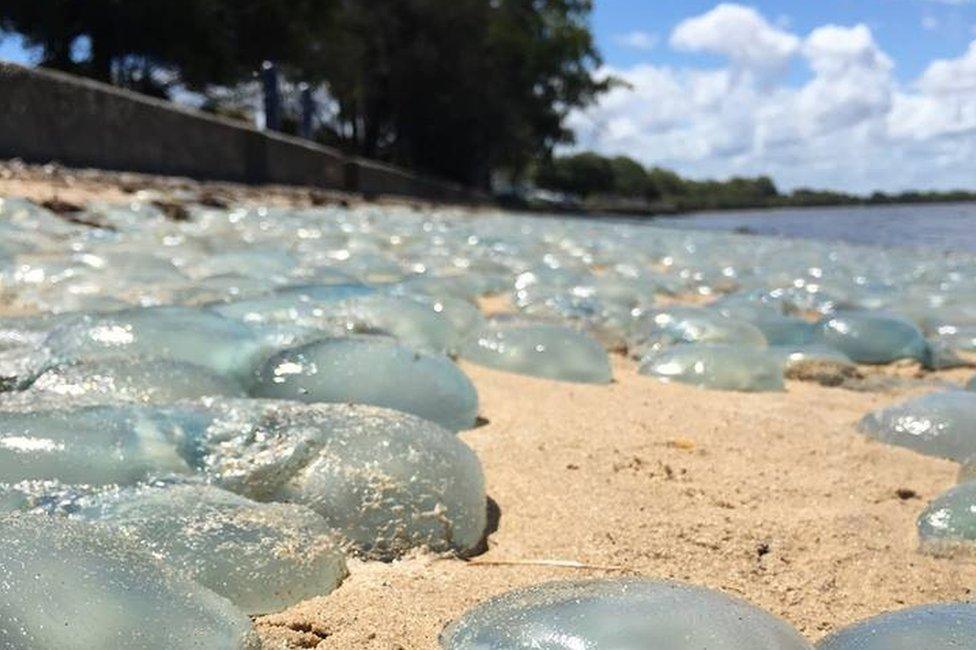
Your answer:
[0,1,333,90]
[533,151,976,213]
[311,0,610,186]
[610,156,658,200]
[646,167,686,197]
[535,153,663,200]
[535,153,614,196]
[1,0,609,188]
[534,152,781,208]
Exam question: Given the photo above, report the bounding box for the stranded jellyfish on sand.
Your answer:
[858,391,976,461]
[251,337,479,431]
[441,578,813,649]
[0,514,260,649]
[816,602,976,650]
[638,344,785,392]
[460,322,613,383]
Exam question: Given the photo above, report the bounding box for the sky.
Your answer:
[4,2,976,193]
[576,0,976,193]
[0,33,30,65]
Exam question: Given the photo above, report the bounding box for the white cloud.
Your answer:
[919,40,976,93]
[614,31,658,51]
[569,4,976,193]
[802,24,892,76]
[670,3,800,76]
[798,25,893,133]
[888,41,976,142]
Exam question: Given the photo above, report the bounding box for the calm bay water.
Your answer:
[648,202,976,252]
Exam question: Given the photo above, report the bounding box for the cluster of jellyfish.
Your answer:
[0,194,974,648]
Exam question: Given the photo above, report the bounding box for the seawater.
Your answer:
[648,202,976,252]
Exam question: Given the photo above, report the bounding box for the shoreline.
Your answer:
[3,164,976,649]
[4,158,975,226]
[569,197,976,221]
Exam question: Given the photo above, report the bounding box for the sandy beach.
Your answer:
[255,354,976,648]
[3,163,975,649]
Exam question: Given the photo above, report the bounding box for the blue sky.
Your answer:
[592,0,976,82]
[0,33,30,65]
[5,3,976,193]
[570,1,976,193]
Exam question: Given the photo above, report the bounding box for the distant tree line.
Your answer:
[4,2,974,206]
[534,152,976,213]
[0,0,611,188]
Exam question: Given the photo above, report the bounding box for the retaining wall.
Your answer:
[0,62,482,202]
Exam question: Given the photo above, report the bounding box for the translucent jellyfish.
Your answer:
[26,358,245,403]
[78,250,188,286]
[917,481,976,554]
[170,273,277,305]
[41,306,265,379]
[813,312,927,364]
[211,282,375,323]
[4,248,190,313]
[441,578,812,649]
[215,286,459,353]
[769,344,859,386]
[460,323,612,384]
[323,294,458,353]
[196,400,487,559]
[750,315,816,346]
[77,483,347,614]
[639,344,785,392]
[629,307,768,358]
[246,321,343,352]
[251,337,478,431]
[395,275,483,303]
[0,406,195,485]
[770,344,854,369]
[933,324,976,352]
[0,345,50,391]
[923,339,972,371]
[395,290,488,352]
[0,314,70,351]
[0,479,101,516]
[0,514,259,649]
[816,602,976,649]
[0,197,79,235]
[292,265,362,286]
[18,286,133,316]
[858,391,976,461]
[185,248,297,280]
[0,486,29,514]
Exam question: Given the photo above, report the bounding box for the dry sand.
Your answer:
[0,160,437,211]
[256,355,976,648]
[3,162,975,648]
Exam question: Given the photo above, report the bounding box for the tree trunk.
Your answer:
[89,34,114,83]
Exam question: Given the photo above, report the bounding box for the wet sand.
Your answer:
[256,356,976,648]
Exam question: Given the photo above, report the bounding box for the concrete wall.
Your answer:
[349,157,478,202]
[0,62,483,203]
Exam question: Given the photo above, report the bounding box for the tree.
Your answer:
[533,151,788,210]
[312,0,610,187]
[610,156,658,199]
[536,152,615,196]
[646,167,687,197]
[2,0,609,188]
[0,1,335,93]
